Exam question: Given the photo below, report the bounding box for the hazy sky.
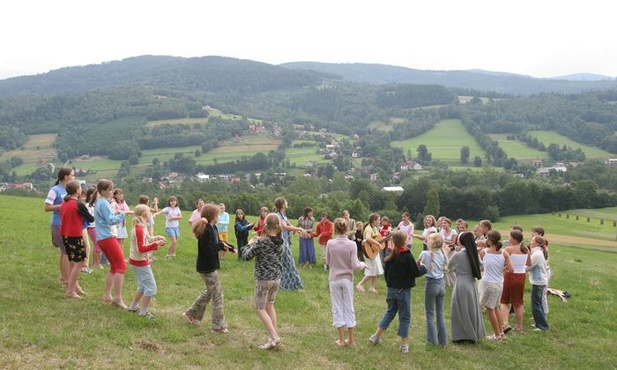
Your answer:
[1,0,615,80]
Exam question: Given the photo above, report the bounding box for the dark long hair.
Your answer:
[458,232,482,280]
[54,167,73,185]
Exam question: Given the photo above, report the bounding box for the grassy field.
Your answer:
[1,194,616,369]
[144,109,262,128]
[489,134,549,163]
[0,134,58,176]
[390,119,487,166]
[528,130,614,159]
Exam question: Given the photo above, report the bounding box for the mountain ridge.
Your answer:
[1,55,616,98]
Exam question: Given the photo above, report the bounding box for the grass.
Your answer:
[488,134,549,163]
[1,194,617,369]
[0,134,58,176]
[390,119,487,166]
[528,130,613,159]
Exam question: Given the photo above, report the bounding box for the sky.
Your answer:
[1,0,615,80]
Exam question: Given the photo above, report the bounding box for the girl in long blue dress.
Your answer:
[274,197,310,290]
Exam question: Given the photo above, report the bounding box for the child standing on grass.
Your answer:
[356,213,384,293]
[60,180,95,298]
[86,187,103,269]
[531,226,550,315]
[183,203,235,332]
[354,222,364,262]
[112,188,130,252]
[79,190,93,274]
[154,196,182,258]
[527,235,549,331]
[234,208,255,260]
[479,230,513,341]
[128,205,166,319]
[313,212,334,272]
[326,218,366,347]
[368,231,427,354]
[241,213,285,350]
[94,179,131,309]
[417,233,447,347]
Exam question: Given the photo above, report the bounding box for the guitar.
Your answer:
[362,234,392,260]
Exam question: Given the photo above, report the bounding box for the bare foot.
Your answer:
[183,312,199,326]
[66,292,82,299]
[102,296,113,304]
[356,284,365,292]
[368,288,378,293]
[335,339,346,346]
[111,300,128,309]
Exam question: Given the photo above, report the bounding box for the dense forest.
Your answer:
[1,56,617,222]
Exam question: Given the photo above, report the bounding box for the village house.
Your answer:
[536,163,567,176]
[400,161,423,171]
[531,159,544,167]
[605,158,617,166]
[0,182,34,192]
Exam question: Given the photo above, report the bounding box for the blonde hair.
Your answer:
[132,204,150,228]
[427,233,444,271]
[263,213,282,237]
[333,218,348,236]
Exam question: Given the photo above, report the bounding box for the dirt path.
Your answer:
[535,234,617,248]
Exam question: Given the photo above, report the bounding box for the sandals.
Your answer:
[258,337,281,350]
[503,326,513,334]
[211,327,229,334]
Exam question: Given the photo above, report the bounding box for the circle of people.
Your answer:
[45,167,550,352]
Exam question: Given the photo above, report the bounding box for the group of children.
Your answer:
[49,172,187,318]
[48,171,551,351]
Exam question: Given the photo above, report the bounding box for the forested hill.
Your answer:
[0,56,324,98]
[281,62,617,95]
[2,55,617,98]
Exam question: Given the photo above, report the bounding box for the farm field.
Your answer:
[144,109,262,128]
[0,133,57,176]
[489,134,549,162]
[1,194,616,369]
[390,119,486,166]
[528,130,614,159]
[286,144,329,167]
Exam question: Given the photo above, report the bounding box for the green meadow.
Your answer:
[489,134,549,163]
[0,134,57,176]
[528,130,613,159]
[1,194,616,369]
[390,119,487,167]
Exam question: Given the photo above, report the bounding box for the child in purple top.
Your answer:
[326,218,366,346]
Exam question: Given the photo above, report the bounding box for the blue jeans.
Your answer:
[531,284,549,330]
[378,287,411,338]
[425,277,447,345]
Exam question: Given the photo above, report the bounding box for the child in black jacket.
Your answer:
[368,230,427,353]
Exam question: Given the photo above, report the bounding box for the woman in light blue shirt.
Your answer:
[417,233,447,346]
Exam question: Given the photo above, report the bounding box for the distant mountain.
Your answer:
[280,62,617,95]
[1,56,616,99]
[552,73,615,81]
[0,55,322,98]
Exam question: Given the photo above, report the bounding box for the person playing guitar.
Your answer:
[356,213,386,293]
